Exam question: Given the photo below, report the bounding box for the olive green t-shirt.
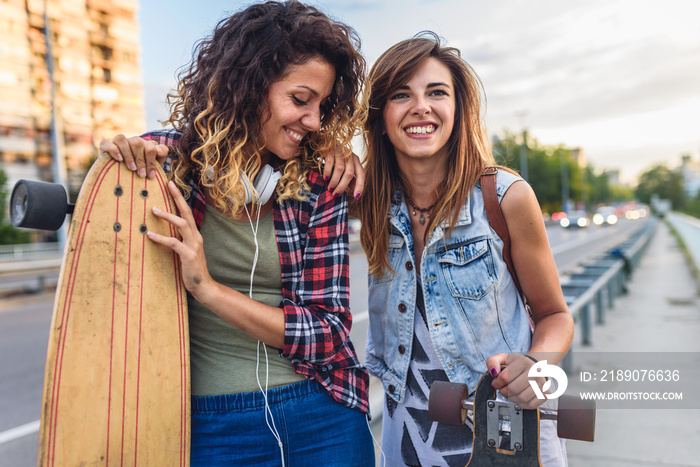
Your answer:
[188,205,305,396]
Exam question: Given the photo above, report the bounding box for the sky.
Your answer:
[138,0,700,184]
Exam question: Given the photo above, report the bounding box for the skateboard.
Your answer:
[429,371,595,466]
[11,154,190,466]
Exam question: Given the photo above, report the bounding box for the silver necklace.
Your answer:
[405,195,436,225]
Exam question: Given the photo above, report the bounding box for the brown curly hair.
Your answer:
[164,0,365,215]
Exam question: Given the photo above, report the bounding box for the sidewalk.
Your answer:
[565,219,700,466]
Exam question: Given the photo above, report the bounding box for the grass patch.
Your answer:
[665,218,700,296]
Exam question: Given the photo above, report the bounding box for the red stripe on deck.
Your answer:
[156,174,188,465]
[133,176,147,466]
[119,170,136,466]
[48,159,118,466]
[107,164,123,467]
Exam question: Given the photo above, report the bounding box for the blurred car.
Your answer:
[560,210,590,228]
[551,211,567,222]
[625,205,649,220]
[593,206,618,226]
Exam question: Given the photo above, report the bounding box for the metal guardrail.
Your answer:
[0,242,61,261]
[0,243,62,296]
[560,217,658,373]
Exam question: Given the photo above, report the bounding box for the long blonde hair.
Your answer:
[163,1,365,216]
[359,32,494,278]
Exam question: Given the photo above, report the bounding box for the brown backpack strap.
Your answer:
[481,167,524,297]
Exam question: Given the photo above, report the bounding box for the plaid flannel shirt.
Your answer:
[143,129,370,414]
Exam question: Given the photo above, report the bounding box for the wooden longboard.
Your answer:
[38,154,190,466]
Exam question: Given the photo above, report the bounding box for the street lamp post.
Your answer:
[520,129,528,182]
[44,0,68,248]
[515,110,529,182]
[561,157,570,212]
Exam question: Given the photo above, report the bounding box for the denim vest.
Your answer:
[366,170,533,402]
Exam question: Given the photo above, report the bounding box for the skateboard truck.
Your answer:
[10,180,75,231]
[429,373,595,465]
[486,399,524,452]
[429,376,596,442]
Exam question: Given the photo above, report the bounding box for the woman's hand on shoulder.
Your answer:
[487,353,546,410]
[99,134,169,179]
[322,148,365,200]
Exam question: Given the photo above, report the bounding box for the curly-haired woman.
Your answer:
[99,1,373,465]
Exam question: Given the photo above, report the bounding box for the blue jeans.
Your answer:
[191,379,374,466]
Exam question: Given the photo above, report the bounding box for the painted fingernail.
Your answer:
[138,168,147,178]
[490,368,499,378]
[333,193,339,198]
[355,192,361,199]
[128,162,137,171]
[324,176,329,181]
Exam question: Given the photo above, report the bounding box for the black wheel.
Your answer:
[10,180,69,231]
[556,395,596,442]
[428,381,469,425]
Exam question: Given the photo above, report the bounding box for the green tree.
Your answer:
[492,132,596,213]
[0,169,31,245]
[686,190,700,218]
[609,183,634,203]
[634,164,686,209]
[586,166,620,208]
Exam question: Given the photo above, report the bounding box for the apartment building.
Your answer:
[0,0,144,194]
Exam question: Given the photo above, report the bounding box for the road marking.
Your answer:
[0,420,40,445]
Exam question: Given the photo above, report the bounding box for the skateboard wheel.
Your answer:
[428,381,469,425]
[556,395,596,442]
[10,179,69,231]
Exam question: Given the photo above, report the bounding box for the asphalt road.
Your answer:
[0,217,650,466]
[0,293,53,467]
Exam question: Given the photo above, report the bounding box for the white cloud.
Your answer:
[139,0,700,182]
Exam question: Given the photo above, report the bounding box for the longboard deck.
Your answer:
[38,155,190,466]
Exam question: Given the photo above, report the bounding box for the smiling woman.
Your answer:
[259,58,336,161]
[96,1,374,466]
[382,58,455,165]
[358,32,574,467]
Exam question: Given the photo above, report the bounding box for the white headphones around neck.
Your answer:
[205,165,282,205]
[242,164,282,205]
